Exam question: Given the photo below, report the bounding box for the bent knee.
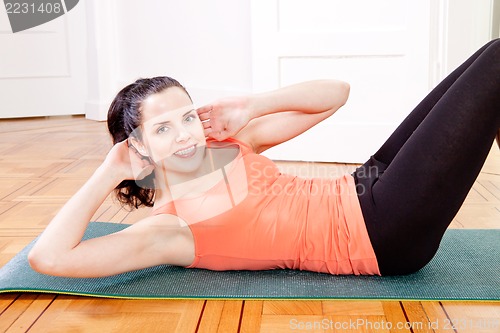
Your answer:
[377,242,440,276]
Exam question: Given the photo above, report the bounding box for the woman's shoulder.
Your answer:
[135,212,189,228]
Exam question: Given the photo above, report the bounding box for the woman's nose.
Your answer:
[175,126,191,143]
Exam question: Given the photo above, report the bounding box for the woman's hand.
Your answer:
[101,139,155,182]
[197,96,252,141]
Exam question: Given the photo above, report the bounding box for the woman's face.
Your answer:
[137,87,206,175]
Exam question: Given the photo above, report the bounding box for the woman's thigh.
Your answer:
[355,38,500,275]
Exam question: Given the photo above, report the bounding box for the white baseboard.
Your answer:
[85,100,109,121]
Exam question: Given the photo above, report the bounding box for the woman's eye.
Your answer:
[185,114,196,122]
[156,126,169,134]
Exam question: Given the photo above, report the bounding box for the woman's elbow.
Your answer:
[339,81,350,106]
[326,79,350,107]
[28,247,64,276]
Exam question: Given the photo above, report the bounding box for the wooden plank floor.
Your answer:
[0,116,499,333]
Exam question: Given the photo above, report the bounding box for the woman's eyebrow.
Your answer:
[152,109,195,126]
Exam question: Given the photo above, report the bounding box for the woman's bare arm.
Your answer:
[28,141,192,278]
[197,80,350,153]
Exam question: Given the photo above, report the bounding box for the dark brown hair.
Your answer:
[107,76,191,209]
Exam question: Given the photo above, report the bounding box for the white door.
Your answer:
[0,4,86,118]
[251,0,432,163]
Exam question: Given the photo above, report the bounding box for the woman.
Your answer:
[29,39,499,278]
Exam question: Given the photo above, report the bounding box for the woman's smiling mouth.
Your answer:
[173,144,197,158]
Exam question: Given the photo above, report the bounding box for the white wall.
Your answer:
[0,3,87,118]
[1,0,496,126]
[88,0,495,123]
[86,0,253,120]
[494,0,500,38]
[444,0,496,74]
[116,0,252,102]
[103,0,500,125]
[251,0,435,163]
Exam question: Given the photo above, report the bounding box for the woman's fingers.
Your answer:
[197,102,234,141]
[198,112,211,122]
[196,105,212,121]
[197,105,216,137]
[202,120,211,130]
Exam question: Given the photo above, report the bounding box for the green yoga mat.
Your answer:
[0,222,498,300]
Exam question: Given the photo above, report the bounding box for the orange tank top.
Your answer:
[152,137,380,275]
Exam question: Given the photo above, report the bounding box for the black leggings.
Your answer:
[353,38,500,275]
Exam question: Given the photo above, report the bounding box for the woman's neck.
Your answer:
[151,151,218,207]
[151,145,240,209]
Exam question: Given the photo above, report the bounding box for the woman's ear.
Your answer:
[128,137,150,158]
